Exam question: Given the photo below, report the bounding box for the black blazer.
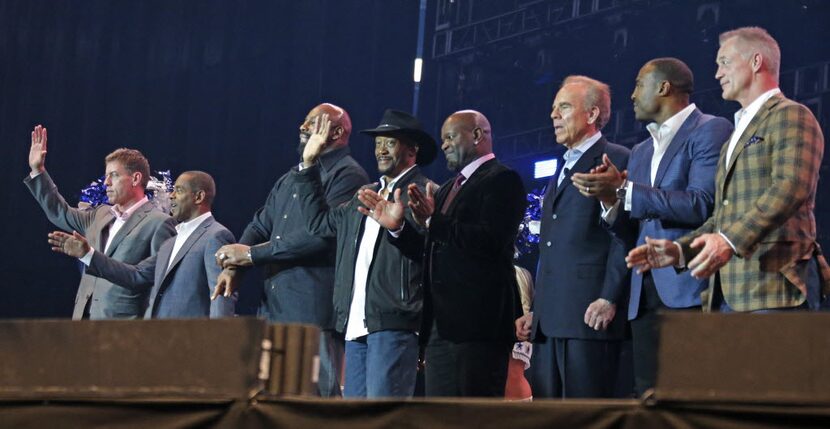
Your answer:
[392,158,526,343]
[532,137,631,340]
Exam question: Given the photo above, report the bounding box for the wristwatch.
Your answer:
[615,180,629,200]
[246,248,253,263]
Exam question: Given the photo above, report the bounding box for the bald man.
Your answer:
[359,110,526,397]
[215,103,370,397]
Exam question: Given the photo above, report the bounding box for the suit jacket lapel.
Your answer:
[154,239,175,286]
[105,201,153,257]
[96,210,116,250]
[162,216,213,283]
[438,158,495,215]
[724,94,783,176]
[635,139,655,185]
[653,108,701,187]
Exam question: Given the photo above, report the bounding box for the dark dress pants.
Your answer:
[528,329,622,398]
[424,324,512,397]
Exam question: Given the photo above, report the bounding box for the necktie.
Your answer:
[440,173,466,214]
[557,168,571,190]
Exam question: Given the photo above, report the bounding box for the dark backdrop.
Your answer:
[2,0,830,318]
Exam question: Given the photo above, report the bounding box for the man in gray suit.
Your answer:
[47,171,236,318]
[25,125,176,319]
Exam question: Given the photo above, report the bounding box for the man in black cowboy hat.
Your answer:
[293,109,436,398]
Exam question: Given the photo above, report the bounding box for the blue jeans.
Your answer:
[344,330,419,398]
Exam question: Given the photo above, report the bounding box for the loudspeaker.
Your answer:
[261,323,320,396]
[653,312,830,404]
[0,318,319,400]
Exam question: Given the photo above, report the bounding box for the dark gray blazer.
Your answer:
[25,171,176,319]
[86,216,236,318]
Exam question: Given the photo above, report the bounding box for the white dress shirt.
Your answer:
[725,88,780,167]
[166,211,212,272]
[345,165,416,341]
[602,104,697,222]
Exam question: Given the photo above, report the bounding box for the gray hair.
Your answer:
[720,26,781,80]
[561,75,612,130]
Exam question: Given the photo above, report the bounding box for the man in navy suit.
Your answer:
[516,75,630,398]
[571,58,733,395]
[47,171,236,318]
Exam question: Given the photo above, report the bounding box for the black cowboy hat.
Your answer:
[360,109,438,166]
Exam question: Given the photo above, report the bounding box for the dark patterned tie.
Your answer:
[556,168,571,191]
[440,173,466,214]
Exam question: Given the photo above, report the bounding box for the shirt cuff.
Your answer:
[388,223,405,238]
[624,180,633,211]
[30,171,42,179]
[674,241,686,268]
[79,248,95,266]
[718,231,738,254]
[601,200,620,224]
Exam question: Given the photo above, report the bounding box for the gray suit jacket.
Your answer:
[24,171,176,319]
[86,216,236,318]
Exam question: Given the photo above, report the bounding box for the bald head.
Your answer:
[440,110,493,172]
[297,103,352,156]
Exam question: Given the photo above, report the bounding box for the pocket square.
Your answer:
[744,135,764,147]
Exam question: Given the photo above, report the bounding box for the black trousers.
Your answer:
[629,272,665,396]
[528,331,622,398]
[424,325,512,397]
[630,272,700,396]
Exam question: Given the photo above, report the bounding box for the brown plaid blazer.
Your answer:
[678,93,830,311]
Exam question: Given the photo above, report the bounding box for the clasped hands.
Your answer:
[570,153,626,206]
[356,182,439,230]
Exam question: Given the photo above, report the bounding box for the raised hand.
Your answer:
[407,182,437,227]
[47,230,90,258]
[357,188,405,230]
[212,268,239,300]
[302,113,331,167]
[29,124,48,175]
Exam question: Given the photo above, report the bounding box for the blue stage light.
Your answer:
[534,159,558,179]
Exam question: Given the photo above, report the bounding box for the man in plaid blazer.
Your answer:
[626,26,829,312]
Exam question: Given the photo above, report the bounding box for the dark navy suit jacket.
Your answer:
[606,108,733,319]
[532,137,630,340]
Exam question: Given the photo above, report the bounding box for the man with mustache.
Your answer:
[571,58,732,395]
[358,110,526,397]
[293,109,436,398]
[628,27,829,314]
[46,171,236,318]
[25,125,176,319]
[213,103,370,397]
